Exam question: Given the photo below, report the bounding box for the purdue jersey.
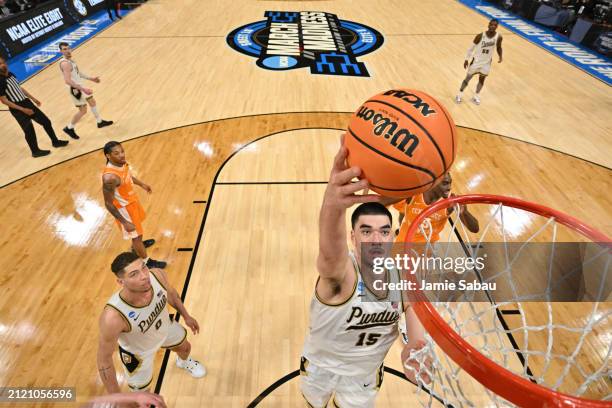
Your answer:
[59,57,84,87]
[472,31,498,65]
[106,271,171,356]
[302,253,402,376]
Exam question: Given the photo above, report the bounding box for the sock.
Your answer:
[458,91,463,96]
[91,106,102,123]
[67,123,74,129]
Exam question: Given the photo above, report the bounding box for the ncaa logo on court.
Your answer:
[227,11,384,77]
[72,0,88,16]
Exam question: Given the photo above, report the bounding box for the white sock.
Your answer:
[67,123,75,129]
[458,91,463,96]
[91,106,102,123]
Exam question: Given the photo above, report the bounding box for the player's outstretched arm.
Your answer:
[318,136,380,283]
[151,269,200,335]
[83,391,166,408]
[132,175,152,193]
[401,305,431,385]
[97,307,126,394]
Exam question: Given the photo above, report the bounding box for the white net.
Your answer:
[401,197,611,407]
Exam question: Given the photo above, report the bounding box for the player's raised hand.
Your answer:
[324,134,381,209]
[447,193,466,215]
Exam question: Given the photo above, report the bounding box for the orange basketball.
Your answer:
[345,89,457,198]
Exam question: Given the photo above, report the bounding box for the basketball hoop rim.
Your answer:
[404,193,611,408]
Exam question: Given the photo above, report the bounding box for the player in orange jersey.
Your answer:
[387,173,479,243]
[102,141,166,269]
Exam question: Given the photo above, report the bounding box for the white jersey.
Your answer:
[59,57,84,87]
[106,271,171,356]
[302,253,403,376]
[472,31,499,65]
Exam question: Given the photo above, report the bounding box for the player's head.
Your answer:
[429,172,453,201]
[0,57,6,75]
[111,252,152,292]
[104,141,125,165]
[58,42,72,58]
[350,202,393,267]
[488,19,499,32]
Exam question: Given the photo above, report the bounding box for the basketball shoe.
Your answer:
[176,356,206,378]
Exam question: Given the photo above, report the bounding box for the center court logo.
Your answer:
[72,0,87,16]
[227,11,384,77]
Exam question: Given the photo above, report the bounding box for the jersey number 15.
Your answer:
[355,333,381,346]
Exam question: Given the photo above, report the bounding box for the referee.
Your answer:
[0,56,68,157]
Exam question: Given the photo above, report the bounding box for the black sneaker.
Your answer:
[97,120,114,128]
[63,127,80,140]
[146,258,167,269]
[143,239,156,248]
[52,139,69,147]
[32,150,51,158]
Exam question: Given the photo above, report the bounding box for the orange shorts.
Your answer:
[115,201,146,240]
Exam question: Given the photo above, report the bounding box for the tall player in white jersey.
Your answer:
[455,19,503,105]
[97,252,206,393]
[58,42,113,140]
[300,137,430,408]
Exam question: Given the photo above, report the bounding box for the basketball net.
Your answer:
[401,194,610,407]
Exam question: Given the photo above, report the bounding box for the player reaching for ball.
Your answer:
[300,135,432,408]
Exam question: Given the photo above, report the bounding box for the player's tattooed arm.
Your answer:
[102,174,131,224]
[97,307,125,394]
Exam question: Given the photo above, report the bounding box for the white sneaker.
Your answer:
[472,95,481,105]
[455,94,462,104]
[176,356,206,378]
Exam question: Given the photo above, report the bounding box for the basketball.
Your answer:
[344,89,457,198]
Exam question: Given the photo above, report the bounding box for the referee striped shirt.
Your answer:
[0,72,27,103]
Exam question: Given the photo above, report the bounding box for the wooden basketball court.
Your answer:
[0,1,609,407]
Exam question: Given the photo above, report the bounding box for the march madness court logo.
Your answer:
[227,11,384,77]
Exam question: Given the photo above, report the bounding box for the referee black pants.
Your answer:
[9,99,60,154]
[106,0,120,19]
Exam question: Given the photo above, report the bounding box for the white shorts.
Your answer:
[467,60,491,76]
[300,357,384,408]
[118,320,187,390]
[69,87,93,107]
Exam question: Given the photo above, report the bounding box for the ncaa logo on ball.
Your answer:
[73,0,88,16]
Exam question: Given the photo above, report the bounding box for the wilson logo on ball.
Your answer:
[354,106,419,158]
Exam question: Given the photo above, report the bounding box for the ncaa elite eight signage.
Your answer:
[227,11,384,77]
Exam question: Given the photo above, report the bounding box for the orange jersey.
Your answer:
[102,163,138,208]
[394,194,448,243]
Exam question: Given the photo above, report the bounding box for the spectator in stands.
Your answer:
[0,0,13,17]
[12,0,35,12]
